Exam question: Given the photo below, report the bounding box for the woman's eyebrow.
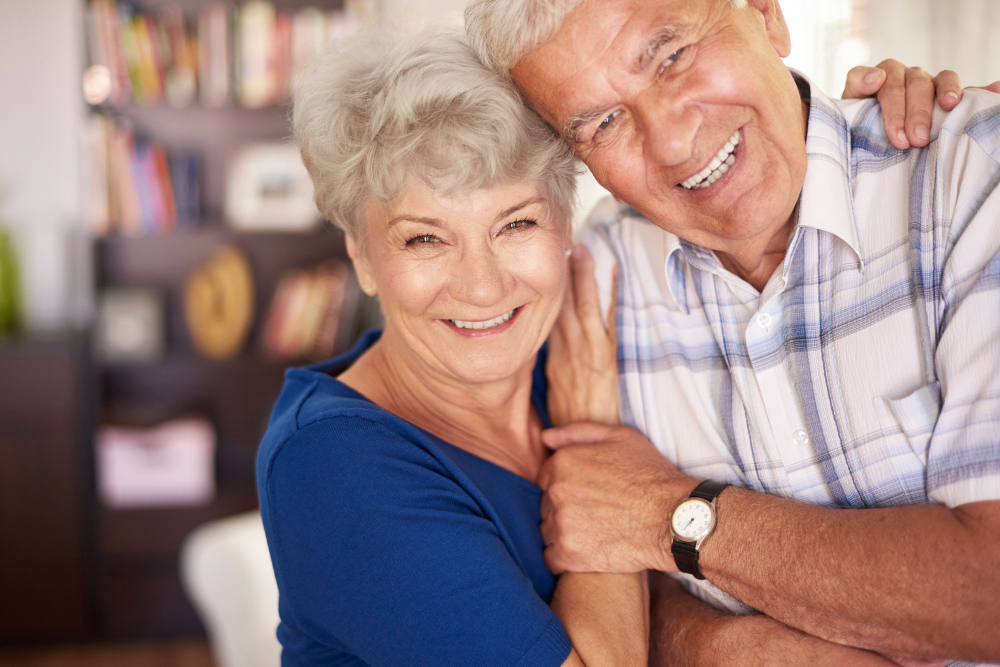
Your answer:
[631,22,686,75]
[387,215,445,228]
[495,196,547,221]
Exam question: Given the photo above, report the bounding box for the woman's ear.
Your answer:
[346,235,377,297]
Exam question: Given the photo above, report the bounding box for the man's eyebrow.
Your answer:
[562,23,688,145]
[631,23,686,75]
[564,109,605,145]
[387,215,445,228]
[496,195,547,221]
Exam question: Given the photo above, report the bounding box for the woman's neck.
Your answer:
[338,331,547,481]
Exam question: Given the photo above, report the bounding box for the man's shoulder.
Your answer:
[934,88,1000,164]
[833,88,1000,165]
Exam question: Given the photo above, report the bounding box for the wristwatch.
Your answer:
[670,480,730,580]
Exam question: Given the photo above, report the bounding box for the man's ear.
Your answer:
[345,234,377,297]
[745,0,791,58]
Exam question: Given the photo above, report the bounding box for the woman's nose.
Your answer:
[449,246,508,308]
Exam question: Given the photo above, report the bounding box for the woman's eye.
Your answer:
[406,234,440,246]
[500,219,536,234]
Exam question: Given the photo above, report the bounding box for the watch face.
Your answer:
[672,498,715,541]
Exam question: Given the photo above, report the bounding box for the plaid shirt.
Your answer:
[584,79,1000,630]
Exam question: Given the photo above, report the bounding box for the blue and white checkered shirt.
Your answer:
[584,78,1000,630]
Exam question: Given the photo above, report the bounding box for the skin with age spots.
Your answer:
[511,0,809,290]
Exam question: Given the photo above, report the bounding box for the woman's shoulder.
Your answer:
[258,367,433,482]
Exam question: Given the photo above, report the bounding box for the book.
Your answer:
[85,113,198,236]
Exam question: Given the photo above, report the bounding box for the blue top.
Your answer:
[257,330,573,667]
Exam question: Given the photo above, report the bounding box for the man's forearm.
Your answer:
[698,491,1000,662]
[649,572,897,667]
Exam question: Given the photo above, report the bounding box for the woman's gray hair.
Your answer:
[466,0,748,73]
[293,29,580,240]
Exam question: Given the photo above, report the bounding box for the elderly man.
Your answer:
[466,0,1000,665]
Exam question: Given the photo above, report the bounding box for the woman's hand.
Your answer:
[842,60,1000,150]
[546,244,619,427]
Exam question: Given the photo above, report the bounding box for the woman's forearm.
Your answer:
[551,571,649,666]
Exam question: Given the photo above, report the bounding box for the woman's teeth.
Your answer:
[681,130,740,190]
[450,309,516,330]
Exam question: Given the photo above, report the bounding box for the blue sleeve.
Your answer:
[262,414,572,667]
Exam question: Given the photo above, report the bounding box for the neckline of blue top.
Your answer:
[287,328,549,492]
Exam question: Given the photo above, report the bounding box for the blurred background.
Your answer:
[0,0,997,665]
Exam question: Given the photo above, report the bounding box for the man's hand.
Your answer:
[546,244,619,427]
[537,422,698,574]
[842,61,1000,149]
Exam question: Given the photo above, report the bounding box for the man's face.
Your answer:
[511,0,808,256]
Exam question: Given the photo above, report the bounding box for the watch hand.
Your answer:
[684,517,694,530]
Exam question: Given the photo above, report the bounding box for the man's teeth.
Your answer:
[450,309,516,330]
[681,130,740,190]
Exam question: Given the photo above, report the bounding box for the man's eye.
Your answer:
[406,234,440,246]
[661,47,686,71]
[598,110,621,132]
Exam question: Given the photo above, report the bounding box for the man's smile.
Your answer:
[679,129,740,190]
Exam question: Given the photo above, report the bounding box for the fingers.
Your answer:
[542,545,568,575]
[902,66,935,147]
[931,69,962,111]
[980,81,1000,95]
[607,264,619,349]
[570,244,607,342]
[555,244,583,342]
[541,421,620,450]
[841,65,886,100]
[872,59,909,149]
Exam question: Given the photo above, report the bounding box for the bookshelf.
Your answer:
[78,0,374,641]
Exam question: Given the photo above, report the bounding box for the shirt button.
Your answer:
[756,313,772,330]
[793,429,810,447]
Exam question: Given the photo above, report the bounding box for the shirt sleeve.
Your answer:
[262,414,572,667]
[926,108,1000,508]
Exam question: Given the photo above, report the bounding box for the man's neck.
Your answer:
[715,214,795,292]
[714,94,810,293]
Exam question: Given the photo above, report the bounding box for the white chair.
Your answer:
[180,511,282,667]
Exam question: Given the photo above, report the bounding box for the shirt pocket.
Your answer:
[862,381,941,505]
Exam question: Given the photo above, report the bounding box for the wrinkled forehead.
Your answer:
[510,0,716,128]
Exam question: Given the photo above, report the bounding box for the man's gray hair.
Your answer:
[466,0,749,73]
[293,29,580,240]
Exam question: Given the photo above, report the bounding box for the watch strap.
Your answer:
[671,541,704,580]
[689,479,729,502]
[671,480,730,580]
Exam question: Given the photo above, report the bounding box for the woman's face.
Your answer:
[351,179,570,385]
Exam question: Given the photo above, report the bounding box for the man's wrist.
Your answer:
[657,475,704,572]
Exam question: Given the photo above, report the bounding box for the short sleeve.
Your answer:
[927,118,1000,508]
[262,415,572,667]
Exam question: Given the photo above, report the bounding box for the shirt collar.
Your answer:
[794,70,865,270]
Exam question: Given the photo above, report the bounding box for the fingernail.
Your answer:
[572,244,586,259]
[565,248,573,258]
[864,69,882,85]
[915,124,929,141]
[945,91,959,101]
[896,129,909,146]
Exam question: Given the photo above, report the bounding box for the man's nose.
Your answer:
[450,245,508,307]
[636,89,700,167]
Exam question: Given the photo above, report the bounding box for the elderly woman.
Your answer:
[256,30,637,667]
